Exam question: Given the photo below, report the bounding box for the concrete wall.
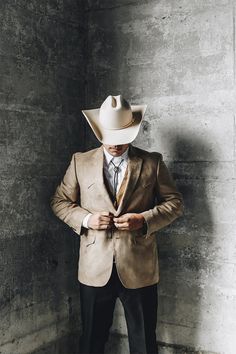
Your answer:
[84,1,236,354]
[0,1,86,353]
[1,1,236,354]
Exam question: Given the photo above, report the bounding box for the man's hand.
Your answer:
[113,213,145,231]
[88,211,114,230]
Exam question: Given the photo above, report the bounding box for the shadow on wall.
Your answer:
[157,134,216,351]
[103,132,217,353]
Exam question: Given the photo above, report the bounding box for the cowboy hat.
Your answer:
[81,95,147,145]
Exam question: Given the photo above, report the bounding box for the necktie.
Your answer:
[110,158,124,208]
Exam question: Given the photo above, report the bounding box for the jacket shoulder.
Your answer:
[73,146,101,160]
[131,146,162,161]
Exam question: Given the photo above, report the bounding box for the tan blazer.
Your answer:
[50,144,183,288]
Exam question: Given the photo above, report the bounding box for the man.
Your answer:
[50,95,183,354]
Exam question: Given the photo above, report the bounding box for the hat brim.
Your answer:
[82,104,147,145]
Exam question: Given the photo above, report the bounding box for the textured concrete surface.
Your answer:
[105,333,220,354]
[0,1,86,353]
[83,1,236,354]
[1,0,236,354]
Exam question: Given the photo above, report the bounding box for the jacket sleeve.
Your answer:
[141,154,184,236]
[50,153,90,235]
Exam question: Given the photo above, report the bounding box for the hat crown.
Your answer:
[99,95,133,130]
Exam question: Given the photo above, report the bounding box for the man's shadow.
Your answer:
[104,133,215,353]
[156,135,215,351]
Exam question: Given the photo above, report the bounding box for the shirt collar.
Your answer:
[103,146,129,165]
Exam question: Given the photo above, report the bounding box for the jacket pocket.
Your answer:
[85,232,96,247]
[86,237,96,247]
[131,229,145,245]
[87,182,95,189]
[133,229,155,246]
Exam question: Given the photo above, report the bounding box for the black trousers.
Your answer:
[79,263,158,354]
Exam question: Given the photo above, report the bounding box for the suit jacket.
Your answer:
[50,144,183,288]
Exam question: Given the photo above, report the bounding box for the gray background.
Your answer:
[0,1,235,354]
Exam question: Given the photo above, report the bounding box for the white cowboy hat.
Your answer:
[81,95,147,145]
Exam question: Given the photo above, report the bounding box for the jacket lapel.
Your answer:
[90,146,117,214]
[115,145,143,216]
[89,144,143,216]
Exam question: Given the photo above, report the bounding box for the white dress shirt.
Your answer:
[103,146,129,196]
[82,146,129,228]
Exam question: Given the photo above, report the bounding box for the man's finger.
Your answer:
[99,215,113,222]
[114,215,129,222]
[116,226,129,230]
[115,222,129,228]
[98,220,113,225]
[101,211,113,216]
[99,224,112,230]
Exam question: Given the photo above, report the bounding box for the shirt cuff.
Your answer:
[82,213,92,229]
